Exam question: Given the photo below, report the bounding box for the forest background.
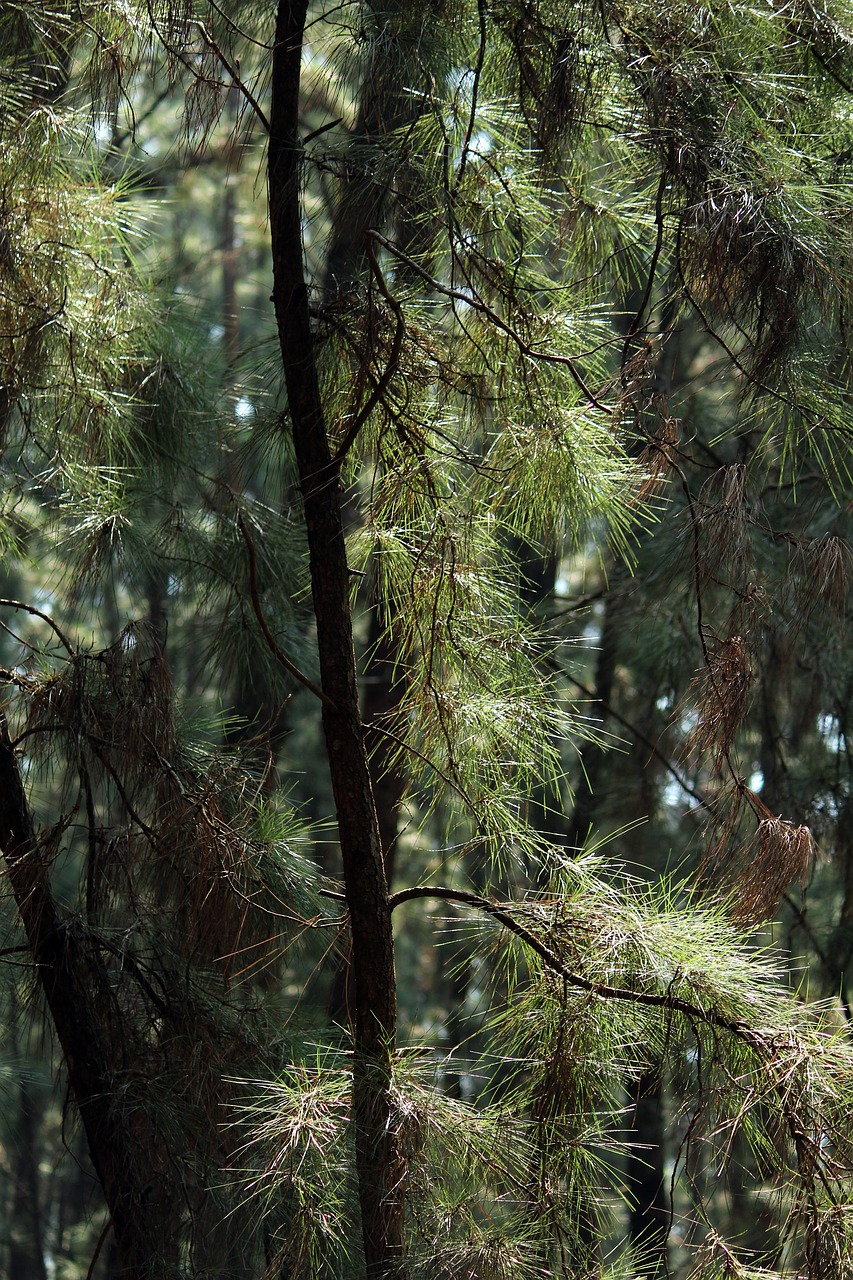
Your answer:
[3,1,853,1278]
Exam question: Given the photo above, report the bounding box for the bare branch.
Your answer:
[197,24,271,133]
[332,236,407,465]
[236,514,336,711]
[0,598,75,656]
[367,232,614,413]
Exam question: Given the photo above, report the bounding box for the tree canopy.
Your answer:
[2,1,853,1278]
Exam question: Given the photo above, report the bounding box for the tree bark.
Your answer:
[7,1015,48,1280]
[0,712,177,1279]
[268,7,402,1276]
[362,584,406,884]
[628,1068,668,1279]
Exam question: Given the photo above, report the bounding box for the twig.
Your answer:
[203,0,273,49]
[366,720,475,811]
[197,24,271,133]
[237,515,336,711]
[453,0,488,192]
[90,934,171,1020]
[87,741,160,847]
[567,673,710,811]
[367,232,614,413]
[332,236,407,465]
[669,457,747,796]
[111,86,173,149]
[621,161,670,376]
[781,891,839,992]
[674,222,802,415]
[303,116,344,143]
[85,1217,113,1280]
[0,598,75,656]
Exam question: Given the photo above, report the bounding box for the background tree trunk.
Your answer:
[0,714,180,1279]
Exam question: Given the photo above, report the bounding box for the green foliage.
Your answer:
[2,0,853,1277]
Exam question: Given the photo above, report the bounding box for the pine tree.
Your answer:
[2,2,853,1279]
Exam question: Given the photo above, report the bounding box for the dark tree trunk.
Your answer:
[7,1024,48,1280]
[328,588,405,1027]
[0,713,178,1279]
[222,79,241,384]
[566,583,622,853]
[628,1069,668,1278]
[268,7,402,1275]
[318,2,434,1026]
[565,583,671,1274]
[362,585,406,885]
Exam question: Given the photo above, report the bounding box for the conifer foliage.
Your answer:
[1,1,853,1278]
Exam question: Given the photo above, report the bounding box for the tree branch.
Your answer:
[389,883,752,1037]
[566,673,710,812]
[0,598,75,656]
[331,236,407,465]
[197,24,271,133]
[237,514,336,711]
[367,232,614,413]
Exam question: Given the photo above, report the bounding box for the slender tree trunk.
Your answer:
[7,1010,48,1280]
[0,713,178,1279]
[328,586,405,1026]
[318,3,435,1022]
[268,7,402,1276]
[362,582,406,885]
[222,79,241,385]
[628,1068,668,1279]
[566,582,623,853]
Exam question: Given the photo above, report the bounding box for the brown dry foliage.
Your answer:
[686,633,753,772]
[701,808,815,928]
[694,464,749,586]
[27,622,175,778]
[796,533,852,620]
[636,412,680,498]
[24,622,293,982]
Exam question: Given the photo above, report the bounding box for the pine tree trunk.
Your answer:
[0,713,178,1279]
[7,1032,48,1280]
[268,7,402,1276]
[628,1069,668,1278]
[362,585,406,884]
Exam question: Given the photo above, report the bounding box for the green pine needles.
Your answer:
[1,0,853,1277]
